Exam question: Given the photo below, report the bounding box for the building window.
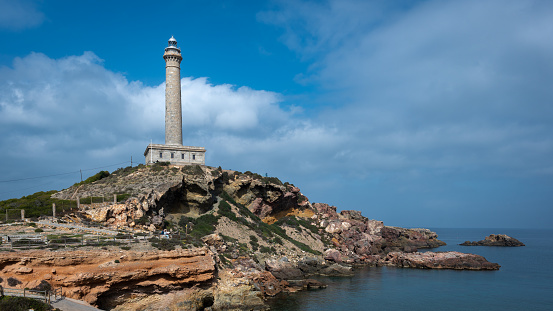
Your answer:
[159,152,162,158]
[181,154,184,159]
[171,153,174,158]
[192,154,196,160]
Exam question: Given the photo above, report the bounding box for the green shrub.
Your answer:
[115,193,131,202]
[218,200,237,221]
[218,254,231,266]
[275,216,318,234]
[111,165,141,177]
[151,161,170,172]
[249,235,259,251]
[220,191,258,220]
[260,246,272,253]
[178,214,219,239]
[34,228,43,233]
[73,170,110,187]
[0,190,74,219]
[220,234,237,243]
[134,215,149,225]
[191,214,219,238]
[0,296,52,311]
[149,237,181,251]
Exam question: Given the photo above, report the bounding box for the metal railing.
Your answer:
[0,285,63,304]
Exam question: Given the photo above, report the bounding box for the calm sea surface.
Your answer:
[267,228,553,310]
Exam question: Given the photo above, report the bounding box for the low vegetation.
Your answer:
[0,296,55,311]
[0,190,74,220]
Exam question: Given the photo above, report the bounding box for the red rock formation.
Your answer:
[0,248,216,309]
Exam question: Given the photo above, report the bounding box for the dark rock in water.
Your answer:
[383,251,501,270]
[460,234,525,247]
[301,279,327,289]
[287,279,327,290]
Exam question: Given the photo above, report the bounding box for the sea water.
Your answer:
[267,228,553,310]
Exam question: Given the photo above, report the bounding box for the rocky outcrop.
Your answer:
[382,251,500,270]
[312,203,446,266]
[53,165,311,232]
[0,248,216,309]
[460,234,525,247]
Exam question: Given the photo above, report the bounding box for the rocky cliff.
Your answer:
[1,163,501,310]
[0,248,215,310]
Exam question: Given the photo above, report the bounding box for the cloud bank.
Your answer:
[260,0,553,177]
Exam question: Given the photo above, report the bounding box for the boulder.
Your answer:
[265,258,303,280]
[323,249,342,263]
[297,257,323,274]
[319,263,354,276]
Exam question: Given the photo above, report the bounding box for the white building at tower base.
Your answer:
[144,144,205,166]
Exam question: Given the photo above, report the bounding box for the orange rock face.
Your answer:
[0,248,216,308]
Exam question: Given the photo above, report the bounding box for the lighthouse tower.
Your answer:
[144,37,206,165]
[164,36,183,146]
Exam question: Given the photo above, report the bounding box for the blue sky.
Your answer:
[1,0,553,229]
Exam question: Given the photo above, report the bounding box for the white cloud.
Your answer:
[0,0,44,30]
[0,51,309,177]
[261,0,553,177]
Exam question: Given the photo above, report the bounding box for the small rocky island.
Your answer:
[460,234,525,247]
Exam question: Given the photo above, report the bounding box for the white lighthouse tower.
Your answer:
[144,36,206,165]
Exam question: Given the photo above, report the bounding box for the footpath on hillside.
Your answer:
[51,297,104,311]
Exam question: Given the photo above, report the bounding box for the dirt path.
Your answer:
[51,297,104,311]
[37,220,120,235]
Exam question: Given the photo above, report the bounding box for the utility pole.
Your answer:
[80,169,83,182]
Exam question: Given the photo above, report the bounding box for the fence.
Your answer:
[1,233,150,250]
[0,285,63,304]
